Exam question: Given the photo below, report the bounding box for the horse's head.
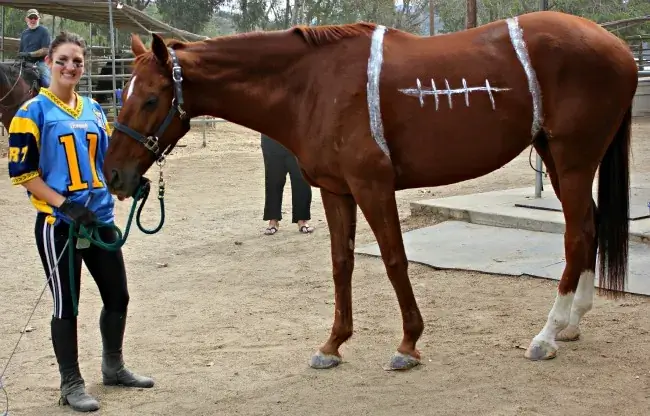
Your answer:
[0,61,38,129]
[103,33,191,199]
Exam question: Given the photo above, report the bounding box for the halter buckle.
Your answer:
[144,136,160,154]
[172,66,183,82]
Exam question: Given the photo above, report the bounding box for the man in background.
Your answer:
[18,9,51,87]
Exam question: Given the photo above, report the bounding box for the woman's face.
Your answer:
[46,42,85,90]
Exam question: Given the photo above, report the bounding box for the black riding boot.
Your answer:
[51,317,100,412]
[99,308,154,388]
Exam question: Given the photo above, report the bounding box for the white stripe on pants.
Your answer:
[42,221,64,319]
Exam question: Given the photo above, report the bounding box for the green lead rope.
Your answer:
[66,182,166,316]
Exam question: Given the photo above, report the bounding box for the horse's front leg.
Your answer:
[310,189,358,369]
[350,178,423,370]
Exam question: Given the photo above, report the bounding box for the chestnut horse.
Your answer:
[102,11,638,370]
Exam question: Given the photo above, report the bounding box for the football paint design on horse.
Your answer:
[398,77,511,110]
[365,16,544,158]
[506,16,543,137]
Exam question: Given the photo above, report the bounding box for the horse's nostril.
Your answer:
[110,169,121,187]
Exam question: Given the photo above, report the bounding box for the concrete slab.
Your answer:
[633,77,650,118]
[513,185,650,220]
[355,221,650,296]
[410,182,650,244]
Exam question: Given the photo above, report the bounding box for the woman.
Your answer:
[261,133,314,235]
[6,31,153,412]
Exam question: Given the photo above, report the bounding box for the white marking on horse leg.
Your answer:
[366,25,390,157]
[126,75,136,100]
[416,78,424,107]
[557,270,595,341]
[525,290,573,360]
[506,16,543,136]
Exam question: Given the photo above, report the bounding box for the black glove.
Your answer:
[59,198,97,226]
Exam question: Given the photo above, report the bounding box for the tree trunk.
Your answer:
[466,0,477,29]
[429,0,435,35]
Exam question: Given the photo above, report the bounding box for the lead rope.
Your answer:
[0,166,166,416]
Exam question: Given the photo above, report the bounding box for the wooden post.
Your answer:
[466,0,477,29]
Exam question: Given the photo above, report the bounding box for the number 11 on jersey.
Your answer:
[59,133,104,192]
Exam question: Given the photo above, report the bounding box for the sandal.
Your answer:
[298,225,314,234]
[264,226,278,235]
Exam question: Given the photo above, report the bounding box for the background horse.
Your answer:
[0,60,39,130]
[92,53,132,105]
[101,10,638,370]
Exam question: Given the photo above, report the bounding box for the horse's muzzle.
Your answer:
[107,168,141,199]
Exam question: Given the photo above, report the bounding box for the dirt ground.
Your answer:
[1,118,649,416]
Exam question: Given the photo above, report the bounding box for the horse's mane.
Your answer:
[132,24,378,70]
[0,62,23,88]
[292,22,378,47]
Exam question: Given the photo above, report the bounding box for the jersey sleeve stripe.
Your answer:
[9,116,41,144]
[11,170,39,185]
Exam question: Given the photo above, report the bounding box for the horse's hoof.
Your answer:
[524,340,557,361]
[309,350,342,369]
[383,351,421,371]
[556,326,581,342]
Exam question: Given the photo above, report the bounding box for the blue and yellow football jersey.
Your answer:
[7,87,115,225]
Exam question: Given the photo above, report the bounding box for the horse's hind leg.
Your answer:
[310,189,357,369]
[532,135,597,343]
[525,161,597,360]
[555,200,597,342]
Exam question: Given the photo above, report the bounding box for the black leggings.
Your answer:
[261,136,312,223]
[34,213,130,319]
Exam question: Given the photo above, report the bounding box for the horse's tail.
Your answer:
[596,105,631,298]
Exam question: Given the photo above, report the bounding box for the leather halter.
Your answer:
[112,47,189,162]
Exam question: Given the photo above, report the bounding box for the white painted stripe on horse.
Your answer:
[366,25,390,158]
[506,16,543,137]
[126,75,136,101]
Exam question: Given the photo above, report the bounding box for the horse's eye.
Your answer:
[144,96,158,108]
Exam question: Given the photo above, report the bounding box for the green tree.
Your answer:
[156,0,225,34]
[435,0,649,36]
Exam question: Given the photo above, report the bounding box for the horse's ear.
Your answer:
[131,34,147,56]
[151,33,170,64]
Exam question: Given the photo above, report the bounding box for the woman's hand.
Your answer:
[21,176,96,225]
[58,199,97,226]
